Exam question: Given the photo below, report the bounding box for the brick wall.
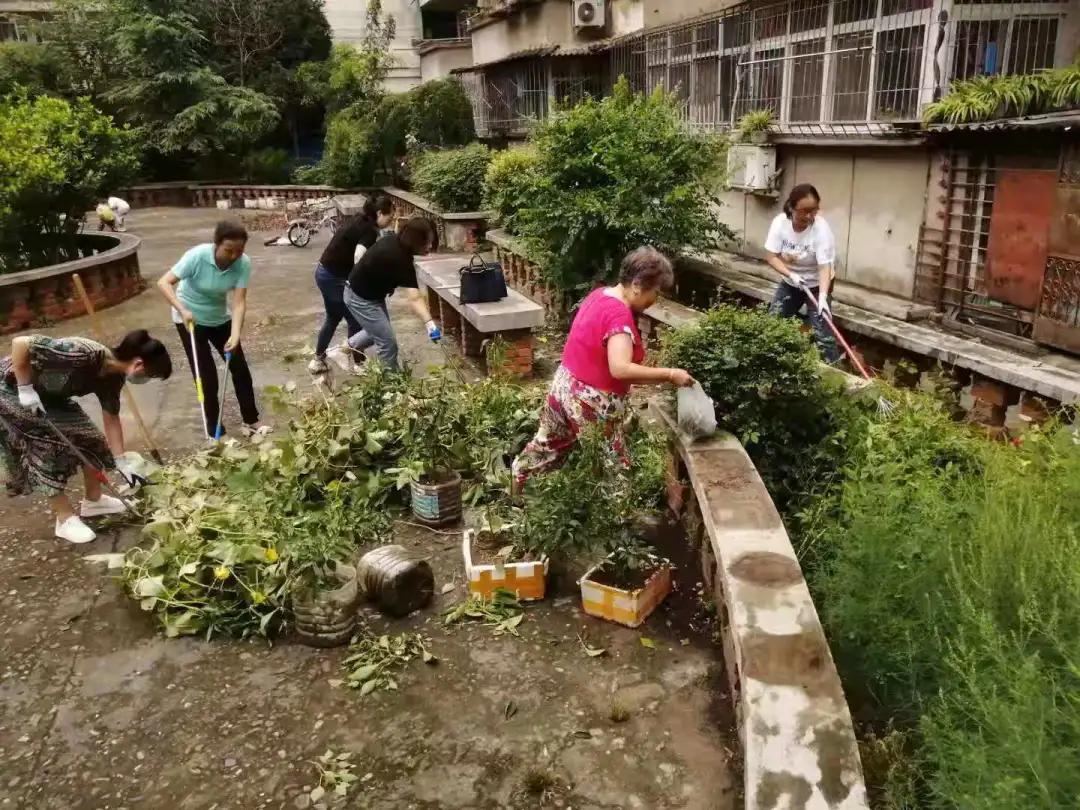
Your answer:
[0,238,145,334]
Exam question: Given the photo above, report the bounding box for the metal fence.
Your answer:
[610,0,1073,135]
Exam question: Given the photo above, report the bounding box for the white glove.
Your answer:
[817,293,831,317]
[17,385,45,416]
[115,452,148,487]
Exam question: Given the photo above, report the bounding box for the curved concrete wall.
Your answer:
[655,405,868,810]
[0,233,144,334]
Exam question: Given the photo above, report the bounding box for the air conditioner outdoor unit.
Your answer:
[573,0,605,29]
[726,143,778,193]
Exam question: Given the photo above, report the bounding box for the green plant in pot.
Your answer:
[393,373,469,527]
[287,513,363,648]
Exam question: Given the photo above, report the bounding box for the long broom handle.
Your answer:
[214,352,231,440]
[799,285,874,382]
[71,274,164,464]
[188,322,211,439]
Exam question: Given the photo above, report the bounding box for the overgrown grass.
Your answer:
[664,306,1080,807]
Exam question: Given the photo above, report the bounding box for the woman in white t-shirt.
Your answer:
[763,183,840,363]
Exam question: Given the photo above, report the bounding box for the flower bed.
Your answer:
[0,232,144,335]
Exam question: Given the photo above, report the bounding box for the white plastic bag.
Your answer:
[677,381,717,439]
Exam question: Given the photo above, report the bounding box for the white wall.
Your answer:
[717,146,931,299]
[419,44,474,82]
[323,0,422,91]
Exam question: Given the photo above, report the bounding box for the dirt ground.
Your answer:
[0,208,737,810]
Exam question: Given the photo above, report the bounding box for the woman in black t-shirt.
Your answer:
[343,217,442,371]
[309,195,393,376]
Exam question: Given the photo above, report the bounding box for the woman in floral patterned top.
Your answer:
[0,331,172,544]
[512,247,693,490]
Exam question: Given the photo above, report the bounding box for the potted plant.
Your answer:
[393,375,467,527]
[288,527,361,647]
[735,108,775,144]
[579,531,673,628]
[463,504,549,602]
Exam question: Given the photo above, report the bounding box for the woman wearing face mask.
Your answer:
[309,195,394,376]
[0,330,172,544]
[512,246,694,489]
[157,220,271,439]
[764,183,840,364]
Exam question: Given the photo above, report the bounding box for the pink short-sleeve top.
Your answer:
[560,288,645,396]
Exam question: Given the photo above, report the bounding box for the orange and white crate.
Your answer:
[579,562,672,628]
[462,530,549,601]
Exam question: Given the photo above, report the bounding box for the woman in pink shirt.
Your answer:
[512,247,693,488]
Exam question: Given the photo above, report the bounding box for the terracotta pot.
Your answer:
[292,563,360,647]
[410,470,462,527]
[579,561,672,628]
[462,529,548,602]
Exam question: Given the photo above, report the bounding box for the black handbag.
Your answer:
[458,254,508,304]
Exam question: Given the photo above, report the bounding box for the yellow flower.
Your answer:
[252,591,267,605]
[213,566,230,580]
[264,548,279,563]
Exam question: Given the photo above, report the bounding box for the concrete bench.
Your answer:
[415,256,544,376]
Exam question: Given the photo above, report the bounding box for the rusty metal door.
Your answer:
[1034,141,1080,354]
[985,169,1056,310]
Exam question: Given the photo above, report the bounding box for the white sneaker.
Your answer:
[308,356,329,375]
[80,494,127,518]
[56,516,96,544]
[240,422,274,439]
[327,345,364,375]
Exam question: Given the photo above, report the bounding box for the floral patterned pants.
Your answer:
[512,365,629,488]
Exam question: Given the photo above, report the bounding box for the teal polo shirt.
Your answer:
[170,244,251,327]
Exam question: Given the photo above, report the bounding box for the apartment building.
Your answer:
[322,0,424,91]
[0,0,51,40]
[443,0,1080,354]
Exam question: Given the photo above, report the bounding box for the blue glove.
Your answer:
[426,320,442,342]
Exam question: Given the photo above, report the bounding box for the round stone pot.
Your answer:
[292,563,360,648]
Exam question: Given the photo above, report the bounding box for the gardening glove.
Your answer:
[115,453,148,488]
[817,292,831,318]
[426,320,442,342]
[17,385,45,416]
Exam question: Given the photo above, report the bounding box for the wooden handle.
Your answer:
[72,273,163,461]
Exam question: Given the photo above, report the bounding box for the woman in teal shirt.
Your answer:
[157,220,271,439]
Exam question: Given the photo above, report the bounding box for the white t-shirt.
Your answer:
[107,197,130,216]
[764,212,835,287]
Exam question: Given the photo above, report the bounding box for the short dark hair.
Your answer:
[113,329,172,379]
[618,246,674,291]
[783,183,821,218]
[362,194,393,221]
[398,217,436,254]
[213,220,248,245]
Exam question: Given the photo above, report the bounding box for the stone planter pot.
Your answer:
[292,563,360,647]
[410,470,462,527]
[462,529,548,602]
[579,560,672,628]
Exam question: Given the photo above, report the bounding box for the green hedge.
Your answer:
[664,305,1080,808]
[483,146,540,234]
[411,143,491,212]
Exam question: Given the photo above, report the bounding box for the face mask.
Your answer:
[127,371,150,385]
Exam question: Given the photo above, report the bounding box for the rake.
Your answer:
[801,285,895,417]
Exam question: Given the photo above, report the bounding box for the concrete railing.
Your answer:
[0,233,144,334]
[120,183,348,210]
[381,187,490,254]
[654,404,869,810]
[485,228,570,317]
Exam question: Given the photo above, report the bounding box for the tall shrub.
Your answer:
[0,92,139,272]
[518,77,730,291]
[483,147,541,234]
[661,304,852,515]
[411,143,491,211]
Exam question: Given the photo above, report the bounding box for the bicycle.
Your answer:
[286,198,340,247]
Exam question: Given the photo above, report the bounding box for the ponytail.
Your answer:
[783,183,821,219]
[113,330,172,379]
